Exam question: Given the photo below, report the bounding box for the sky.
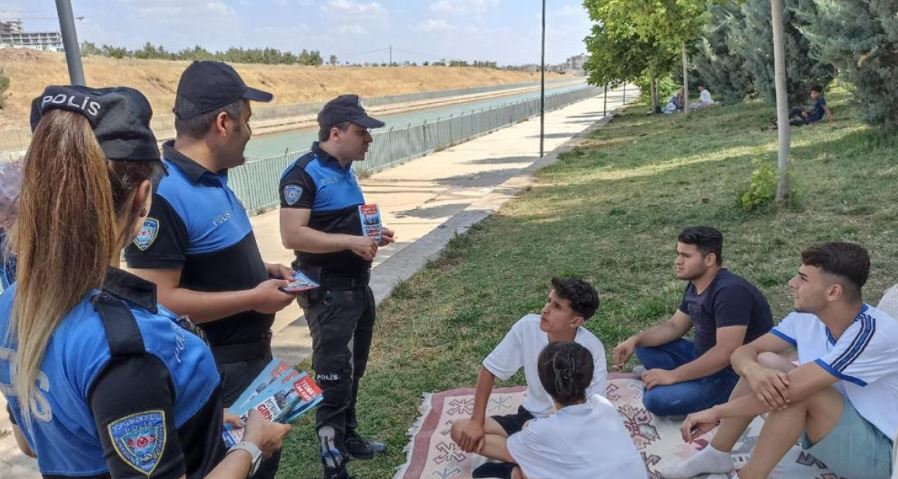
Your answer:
[1,1,593,66]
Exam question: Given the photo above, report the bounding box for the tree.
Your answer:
[796,0,898,128]
[771,0,790,204]
[735,0,835,105]
[690,3,754,103]
[0,69,9,109]
[329,54,338,66]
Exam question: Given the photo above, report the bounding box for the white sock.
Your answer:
[660,444,733,479]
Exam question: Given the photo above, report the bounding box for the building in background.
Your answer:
[0,19,63,52]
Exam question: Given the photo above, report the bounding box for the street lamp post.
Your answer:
[55,0,85,85]
[539,0,545,158]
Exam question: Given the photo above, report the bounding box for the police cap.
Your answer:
[30,85,161,163]
[317,94,385,130]
[173,61,273,120]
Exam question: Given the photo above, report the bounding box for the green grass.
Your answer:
[276,88,898,478]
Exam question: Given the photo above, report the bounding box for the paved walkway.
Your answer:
[0,87,634,477]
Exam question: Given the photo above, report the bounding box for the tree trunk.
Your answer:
[772,0,790,203]
[651,72,658,113]
[682,42,689,116]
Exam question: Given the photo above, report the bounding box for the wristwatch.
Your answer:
[228,441,263,477]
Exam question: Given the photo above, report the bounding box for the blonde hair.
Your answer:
[10,110,159,424]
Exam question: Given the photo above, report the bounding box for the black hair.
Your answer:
[550,277,599,320]
[810,85,823,94]
[677,226,724,265]
[800,242,869,300]
[175,99,244,139]
[538,341,594,407]
[318,121,352,142]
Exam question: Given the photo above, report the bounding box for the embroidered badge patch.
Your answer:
[108,410,166,475]
[284,185,303,206]
[133,217,159,251]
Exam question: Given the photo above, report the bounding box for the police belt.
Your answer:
[211,332,272,364]
[318,270,370,290]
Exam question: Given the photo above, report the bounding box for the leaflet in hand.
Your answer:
[222,358,323,447]
[280,270,320,293]
[358,204,382,243]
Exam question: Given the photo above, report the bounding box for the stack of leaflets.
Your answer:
[223,358,323,447]
[358,204,382,243]
[279,270,320,293]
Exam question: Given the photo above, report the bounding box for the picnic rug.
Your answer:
[393,374,841,479]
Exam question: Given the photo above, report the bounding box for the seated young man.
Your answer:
[788,85,833,126]
[505,341,647,479]
[450,277,607,479]
[670,242,897,479]
[613,226,773,417]
[690,84,715,110]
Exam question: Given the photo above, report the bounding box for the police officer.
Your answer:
[0,85,289,479]
[279,95,394,479]
[125,62,296,479]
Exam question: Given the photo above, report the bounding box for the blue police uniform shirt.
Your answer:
[678,268,774,357]
[278,142,370,275]
[0,268,225,478]
[125,142,272,348]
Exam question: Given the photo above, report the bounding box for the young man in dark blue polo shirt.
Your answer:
[279,95,395,479]
[788,85,833,126]
[125,61,297,479]
[613,226,774,417]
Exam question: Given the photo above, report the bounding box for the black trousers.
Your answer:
[789,107,811,126]
[299,285,376,452]
[219,351,281,479]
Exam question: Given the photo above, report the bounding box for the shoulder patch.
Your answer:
[108,410,167,475]
[133,217,160,251]
[284,184,303,206]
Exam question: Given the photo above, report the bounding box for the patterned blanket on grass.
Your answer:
[394,375,840,479]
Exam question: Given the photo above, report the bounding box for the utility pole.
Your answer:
[539,0,546,158]
[389,44,392,66]
[55,0,85,85]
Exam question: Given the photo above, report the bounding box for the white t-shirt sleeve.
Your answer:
[483,319,525,381]
[816,316,898,386]
[585,340,608,398]
[507,418,560,479]
[771,312,800,347]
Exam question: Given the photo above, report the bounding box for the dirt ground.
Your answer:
[0,49,565,128]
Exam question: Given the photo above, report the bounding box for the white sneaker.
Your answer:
[659,445,734,479]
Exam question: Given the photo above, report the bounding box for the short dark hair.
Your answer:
[551,277,599,320]
[175,99,244,139]
[678,226,724,265]
[538,341,594,406]
[800,242,869,299]
[318,121,352,142]
[810,85,823,94]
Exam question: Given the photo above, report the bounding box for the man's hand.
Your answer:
[643,368,679,390]
[266,263,294,281]
[612,337,638,370]
[801,111,809,118]
[456,420,486,453]
[681,407,720,443]
[379,227,396,247]
[251,279,295,313]
[348,235,378,261]
[744,363,791,411]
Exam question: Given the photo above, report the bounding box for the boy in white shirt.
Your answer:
[450,277,607,478]
[507,341,647,479]
[690,84,715,109]
[669,242,897,479]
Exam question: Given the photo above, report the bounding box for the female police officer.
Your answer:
[0,85,290,479]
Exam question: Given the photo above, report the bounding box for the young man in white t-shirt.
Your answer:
[668,242,897,479]
[450,277,607,478]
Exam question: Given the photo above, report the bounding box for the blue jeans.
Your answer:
[635,338,739,416]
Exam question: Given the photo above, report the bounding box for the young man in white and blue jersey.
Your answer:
[669,242,897,479]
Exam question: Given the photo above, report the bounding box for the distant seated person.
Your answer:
[662,88,685,115]
[502,341,647,479]
[613,226,774,418]
[789,84,832,126]
[689,84,715,109]
[450,277,607,479]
